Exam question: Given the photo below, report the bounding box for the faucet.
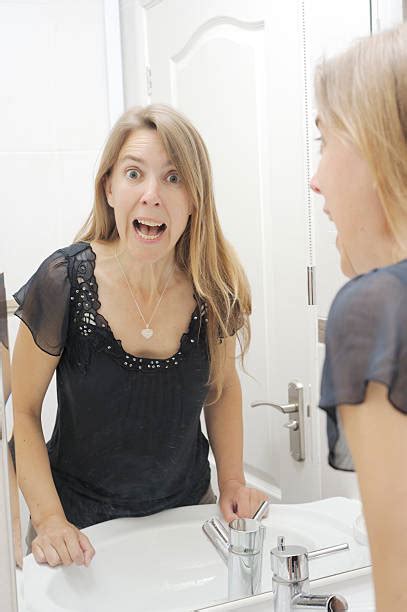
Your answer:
[271,536,348,611]
[199,527,349,611]
[202,515,266,600]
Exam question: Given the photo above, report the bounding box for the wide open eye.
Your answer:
[166,173,181,184]
[126,169,140,180]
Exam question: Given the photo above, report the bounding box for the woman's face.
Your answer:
[310,121,392,277]
[105,129,192,263]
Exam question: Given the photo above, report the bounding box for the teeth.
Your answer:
[135,226,161,241]
[136,218,164,227]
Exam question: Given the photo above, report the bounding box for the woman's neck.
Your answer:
[114,243,177,302]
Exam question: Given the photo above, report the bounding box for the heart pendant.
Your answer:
[141,328,153,339]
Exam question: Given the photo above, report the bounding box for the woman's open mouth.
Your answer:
[133,218,167,242]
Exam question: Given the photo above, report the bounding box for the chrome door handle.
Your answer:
[250,381,305,462]
[250,400,298,415]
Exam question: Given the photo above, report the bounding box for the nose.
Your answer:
[310,175,321,194]
[141,176,161,207]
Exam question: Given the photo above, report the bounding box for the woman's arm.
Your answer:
[204,336,267,521]
[339,381,407,612]
[12,322,94,566]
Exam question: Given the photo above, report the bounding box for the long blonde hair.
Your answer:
[76,104,251,402]
[314,22,407,253]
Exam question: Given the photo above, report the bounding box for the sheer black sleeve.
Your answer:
[13,250,71,356]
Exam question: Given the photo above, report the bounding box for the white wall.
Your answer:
[1,0,123,554]
[0,0,114,296]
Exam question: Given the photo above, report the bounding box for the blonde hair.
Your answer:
[76,104,251,402]
[314,22,407,253]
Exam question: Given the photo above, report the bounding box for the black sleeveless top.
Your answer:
[14,242,211,529]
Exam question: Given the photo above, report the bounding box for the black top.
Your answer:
[14,242,211,528]
[319,259,407,471]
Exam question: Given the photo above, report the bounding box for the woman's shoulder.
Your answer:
[327,260,407,339]
[15,242,92,296]
[38,242,93,274]
[331,260,407,314]
[56,241,92,259]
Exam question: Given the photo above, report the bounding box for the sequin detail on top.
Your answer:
[70,244,208,372]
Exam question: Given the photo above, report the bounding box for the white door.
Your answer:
[128,0,370,502]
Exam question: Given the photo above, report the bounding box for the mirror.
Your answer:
[1,1,405,611]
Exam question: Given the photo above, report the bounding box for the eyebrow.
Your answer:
[118,155,174,167]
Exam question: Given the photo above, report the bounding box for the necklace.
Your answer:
[115,249,175,340]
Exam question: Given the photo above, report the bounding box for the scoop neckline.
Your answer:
[81,241,201,364]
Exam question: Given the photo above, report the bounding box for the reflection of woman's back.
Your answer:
[14,242,210,528]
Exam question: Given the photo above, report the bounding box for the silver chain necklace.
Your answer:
[115,249,175,340]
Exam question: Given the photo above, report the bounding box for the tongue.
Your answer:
[139,223,160,236]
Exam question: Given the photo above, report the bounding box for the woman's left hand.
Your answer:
[218,479,269,523]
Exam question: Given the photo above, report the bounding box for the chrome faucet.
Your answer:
[198,529,350,611]
[271,536,348,611]
[202,515,266,600]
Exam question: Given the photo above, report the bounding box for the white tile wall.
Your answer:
[0,0,112,294]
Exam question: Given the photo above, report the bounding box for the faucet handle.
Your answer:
[308,543,349,559]
[271,537,350,584]
[252,498,271,521]
[271,535,309,583]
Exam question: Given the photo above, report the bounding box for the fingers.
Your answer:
[219,498,239,523]
[32,540,61,567]
[31,525,95,568]
[32,541,47,564]
[65,530,86,566]
[78,532,96,567]
[51,537,73,566]
[235,490,252,518]
[235,489,270,519]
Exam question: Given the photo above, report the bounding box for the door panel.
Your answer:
[141,0,316,501]
[133,0,371,502]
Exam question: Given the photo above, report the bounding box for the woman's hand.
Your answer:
[32,514,95,567]
[218,479,269,523]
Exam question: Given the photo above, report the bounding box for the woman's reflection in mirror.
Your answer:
[311,22,407,612]
[11,105,268,568]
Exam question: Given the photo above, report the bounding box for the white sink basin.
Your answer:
[22,497,371,612]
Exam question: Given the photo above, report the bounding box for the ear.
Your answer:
[104,174,114,208]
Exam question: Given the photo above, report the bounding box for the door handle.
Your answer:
[250,400,298,415]
[250,381,305,462]
[284,420,299,431]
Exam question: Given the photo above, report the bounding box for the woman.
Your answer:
[311,23,407,611]
[12,104,266,568]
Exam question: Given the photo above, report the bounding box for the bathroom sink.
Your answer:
[22,497,371,612]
